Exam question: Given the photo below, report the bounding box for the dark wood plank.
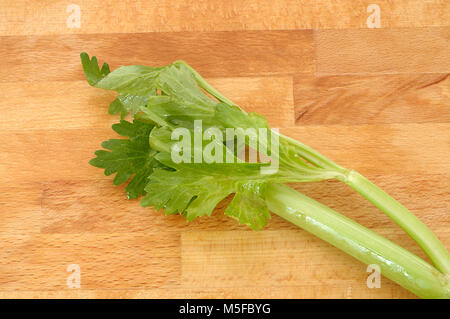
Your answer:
[0,30,314,83]
[294,73,450,125]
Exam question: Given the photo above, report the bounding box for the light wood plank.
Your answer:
[0,81,117,131]
[316,27,450,74]
[280,124,450,176]
[40,174,449,238]
[0,233,180,290]
[0,284,416,298]
[208,77,295,127]
[294,73,450,125]
[181,229,447,296]
[315,0,450,29]
[0,31,314,83]
[0,183,42,235]
[1,123,448,183]
[0,77,294,131]
[1,1,449,36]
[0,0,316,35]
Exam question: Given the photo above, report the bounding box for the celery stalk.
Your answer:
[183,59,450,275]
[265,183,450,299]
[83,54,450,298]
[339,170,450,275]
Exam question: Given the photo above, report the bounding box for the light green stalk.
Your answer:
[338,169,450,275]
[265,183,450,299]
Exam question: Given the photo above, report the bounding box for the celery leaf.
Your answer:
[89,119,158,199]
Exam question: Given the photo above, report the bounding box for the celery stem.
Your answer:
[266,183,450,299]
[183,58,450,277]
[340,170,450,274]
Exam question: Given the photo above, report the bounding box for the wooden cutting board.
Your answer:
[0,1,449,299]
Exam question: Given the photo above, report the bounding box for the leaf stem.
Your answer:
[265,183,450,299]
[174,60,236,107]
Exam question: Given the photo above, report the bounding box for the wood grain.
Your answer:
[0,77,294,131]
[0,30,314,83]
[0,183,42,235]
[0,233,180,290]
[39,175,449,236]
[0,284,415,299]
[0,0,449,299]
[1,0,448,36]
[294,73,450,125]
[1,124,448,184]
[280,124,450,176]
[208,77,296,127]
[316,27,450,74]
[315,0,450,29]
[181,229,448,298]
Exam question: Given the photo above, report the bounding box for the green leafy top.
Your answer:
[82,53,342,229]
